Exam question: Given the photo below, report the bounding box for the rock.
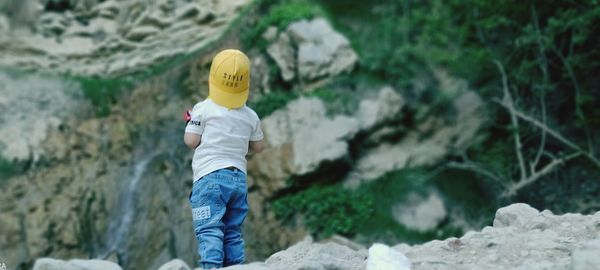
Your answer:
[367,243,411,270]
[392,191,447,232]
[262,26,278,42]
[33,258,122,270]
[265,237,366,270]
[493,203,541,228]
[33,258,67,270]
[65,259,123,270]
[267,17,357,86]
[38,12,71,36]
[158,259,191,270]
[126,26,161,41]
[289,18,357,83]
[94,0,120,19]
[344,90,486,188]
[395,203,600,270]
[0,0,252,76]
[357,86,405,130]
[0,70,87,162]
[219,263,272,270]
[571,239,600,270]
[250,55,272,95]
[249,97,359,192]
[24,204,600,270]
[0,15,9,32]
[266,32,295,81]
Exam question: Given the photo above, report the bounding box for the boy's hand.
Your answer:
[183,109,192,122]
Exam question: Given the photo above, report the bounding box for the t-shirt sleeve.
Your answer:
[250,112,264,141]
[185,103,205,135]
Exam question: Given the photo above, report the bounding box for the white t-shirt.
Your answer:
[185,99,263,182]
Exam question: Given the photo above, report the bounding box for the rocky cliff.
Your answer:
[2,1,587,270]
[0,0,250,76]
[31,203,600,270]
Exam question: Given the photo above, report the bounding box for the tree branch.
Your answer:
[504,152,582,197]
[552,45,594,154]
[531,5,548,172]
[494,60,527,181]
[446,161,507,187]
[495,100,600,168]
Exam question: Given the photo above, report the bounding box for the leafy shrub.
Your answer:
[248,90,297,118]
[272,184,374,238]
[242,0,323,49]
[0,155,14,180]
[74,76,133,117]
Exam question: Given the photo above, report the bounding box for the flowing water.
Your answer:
[98,153,156,261]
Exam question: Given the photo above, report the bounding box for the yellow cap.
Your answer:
[208,49,250,109]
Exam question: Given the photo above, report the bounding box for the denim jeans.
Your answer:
[189,168,248,269]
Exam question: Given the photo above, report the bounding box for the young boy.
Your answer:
[183,49,264,269]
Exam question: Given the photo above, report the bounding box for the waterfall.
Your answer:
[98,154,156,261]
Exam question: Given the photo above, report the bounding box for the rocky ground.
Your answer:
[31,203,600,270]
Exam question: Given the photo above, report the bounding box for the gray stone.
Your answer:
[64,259,123,270]
[249,97,359,192]
[265,237,366,270]
[0,71,87,162]
[392,191,447,232]
[0,15,9,32]
[493,203,540,228]
[267,17,357,85]
[33,258,122,270]
[571,239,600,270]
[33,258,67,270]
[220,263,273,270]
[357,86,404,130]
[394,203,600,270]
[38,12,71,36]
[0,0,252,76]
[267,32,296,81]
[262,26,278,42]
[158,259,191,270]
[344,89,486,188]
[126,26,161,41]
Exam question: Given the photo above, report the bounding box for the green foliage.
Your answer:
[0,155,14,180]
[271,168,488,243]
[272,184,374,238]
[73,76,133,117]
[248,91,298,118]
[308,87,360,116]
[242,0,323,49]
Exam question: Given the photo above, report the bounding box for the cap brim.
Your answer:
[209,81,249,109]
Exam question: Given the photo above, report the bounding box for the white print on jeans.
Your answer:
[192,206,211,220]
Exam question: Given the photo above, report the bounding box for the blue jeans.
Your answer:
[189,168,248,269]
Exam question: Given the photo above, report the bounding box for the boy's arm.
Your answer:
[248,140,264,155]
[184,133,201,150]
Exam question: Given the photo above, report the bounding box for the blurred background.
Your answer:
[0,0,599,269]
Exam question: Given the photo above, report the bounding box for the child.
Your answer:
[183,49,264,269]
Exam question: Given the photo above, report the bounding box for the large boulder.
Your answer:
[392,191,447,232]
[249,97,360,193]
[267,18,358,88]
[157,259,191,270]
[265,237,366,270]
[344,90,486,188]
[33,258,122,270]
